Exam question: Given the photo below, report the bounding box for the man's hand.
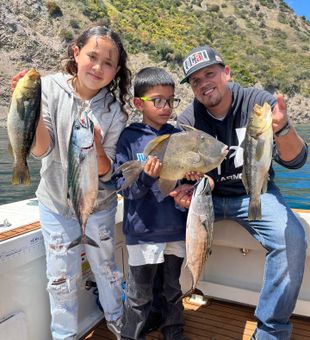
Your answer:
[11,69,28,93]
[169,184,193,209]
[184,171,204,182]
[272,94,289,134]
[143,156,161,178]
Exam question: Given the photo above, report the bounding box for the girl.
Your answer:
[12,25,131,340]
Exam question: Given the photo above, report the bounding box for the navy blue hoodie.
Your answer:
[114,123,187,245]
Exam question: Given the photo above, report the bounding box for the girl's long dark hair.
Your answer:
[62,25,131,113]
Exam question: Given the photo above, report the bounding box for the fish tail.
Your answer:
[67,234,100,249]
[11,163,31,185]
[82,234,100,248]
[175,287,194,304]
[248,196,262,221]
[67,236,82,250]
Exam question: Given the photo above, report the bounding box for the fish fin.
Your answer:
[67,236,82,249]
[261,174,268,194]
[116,160,143,190]
[248,197,262,221]
[241,169,249,194]
[158,178,177,197]
[179,124,196,132]
[12,163,31,185]
[143,134,170,156]
[255,138,265,161]
[7,141,13,157]
[16,97,26,120]
[187,150,201,164]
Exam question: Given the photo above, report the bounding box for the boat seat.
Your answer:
[213,211,310,256]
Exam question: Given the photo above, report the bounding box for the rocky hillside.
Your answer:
[0,0,309,126]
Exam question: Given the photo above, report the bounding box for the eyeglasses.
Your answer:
[140,96,181,109]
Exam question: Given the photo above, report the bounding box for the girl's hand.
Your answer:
[93,125,111,176]
[94,125,103,149]
[143,156,161,178]
[184,171,204,182]
[11,69,28,92]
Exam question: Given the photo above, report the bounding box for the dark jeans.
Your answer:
[121,254,184,339]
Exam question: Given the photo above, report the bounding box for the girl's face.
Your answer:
[73,36,120,99]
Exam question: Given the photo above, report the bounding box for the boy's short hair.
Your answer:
[134,67,175,97]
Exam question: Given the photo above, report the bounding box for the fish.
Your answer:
[67,106,99,249]
[116,125,228,196]
[7,69,41,185]
[181,176,214,300]
[242,102,273,221]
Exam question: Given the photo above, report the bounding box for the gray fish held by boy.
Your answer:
[181,176,214,301]
[242,102,273,221]
[67,108,99,249]
[7,69,41,185]
[116,125,228,196]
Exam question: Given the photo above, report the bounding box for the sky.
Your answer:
[284,1,310,20]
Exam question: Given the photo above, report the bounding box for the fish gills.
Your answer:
[7,69,41,185]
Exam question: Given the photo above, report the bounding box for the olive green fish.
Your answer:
[7,69,41,185]
[116,125,228,196]
[242,102,273,221]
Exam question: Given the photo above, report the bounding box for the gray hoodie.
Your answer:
[35,72,127,215]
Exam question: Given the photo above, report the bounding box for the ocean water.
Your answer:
[0,125,309,209]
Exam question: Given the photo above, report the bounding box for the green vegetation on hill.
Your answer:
[76,0,309,97]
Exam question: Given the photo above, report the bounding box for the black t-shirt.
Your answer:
[177,82,307,196]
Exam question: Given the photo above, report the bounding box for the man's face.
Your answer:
[188,64,231,111]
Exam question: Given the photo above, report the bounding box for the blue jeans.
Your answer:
[39,202,123,340]
[213,183,307,340]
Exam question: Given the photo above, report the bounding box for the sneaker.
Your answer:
[162,325,188,340]
[107,317,122,340]
[141,311,162,334]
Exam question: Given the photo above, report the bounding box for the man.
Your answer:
[171,45,308,340]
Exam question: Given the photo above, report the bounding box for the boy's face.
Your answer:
[134,85,175,130]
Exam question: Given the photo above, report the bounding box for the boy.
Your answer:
[115,67,188,340]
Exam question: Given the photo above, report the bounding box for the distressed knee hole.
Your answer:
[47,275,79,302]
[48,232,67,254]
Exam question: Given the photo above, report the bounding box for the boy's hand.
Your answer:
[144,156,161,178]
[11,69,28,93]
[184,171,204,182]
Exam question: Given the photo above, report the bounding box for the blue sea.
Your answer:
[0,125,309,209]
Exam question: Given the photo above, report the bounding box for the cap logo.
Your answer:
[183,50,210,74]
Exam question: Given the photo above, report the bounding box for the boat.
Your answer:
[0,197,309,339]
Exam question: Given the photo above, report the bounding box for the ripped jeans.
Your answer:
[39,202,123,340]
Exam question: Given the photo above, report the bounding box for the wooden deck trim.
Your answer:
[82,298,310,340]
[0,221,40,242]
